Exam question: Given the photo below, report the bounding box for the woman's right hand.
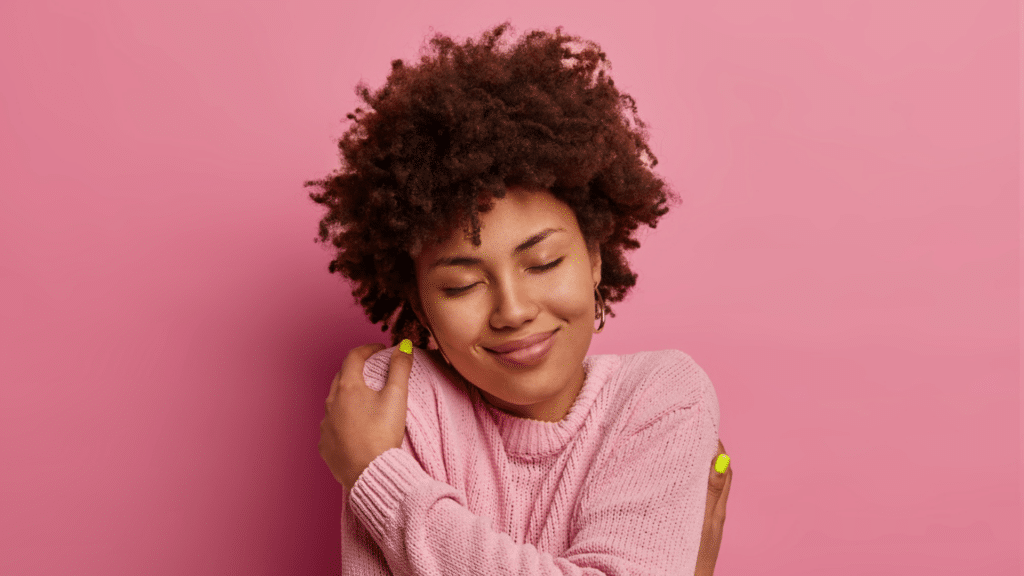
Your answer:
[695,439,732,575]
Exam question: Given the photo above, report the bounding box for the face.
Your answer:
[408,187,602,422]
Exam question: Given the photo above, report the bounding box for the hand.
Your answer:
[319,342,413,491]
[695,439,732,576]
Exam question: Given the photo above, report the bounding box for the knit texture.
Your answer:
[342,346,721,575]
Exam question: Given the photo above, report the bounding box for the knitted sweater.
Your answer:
[343,346,721,575]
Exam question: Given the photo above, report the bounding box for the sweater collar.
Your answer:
[474,354,622,458]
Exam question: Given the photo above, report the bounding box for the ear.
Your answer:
[588,243,602,287]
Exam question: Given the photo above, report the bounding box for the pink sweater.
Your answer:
[343,346,721,575]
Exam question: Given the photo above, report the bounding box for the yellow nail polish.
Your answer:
[715,454,730,474]
[399,339,413,355]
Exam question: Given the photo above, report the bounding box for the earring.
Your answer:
[425,325,453,365]
[594,286,606,334]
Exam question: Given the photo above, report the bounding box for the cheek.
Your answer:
[548,266,595,318]
[430,299,483,343]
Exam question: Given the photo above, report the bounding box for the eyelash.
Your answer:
[532,257,565,273]
[442,257,566,296]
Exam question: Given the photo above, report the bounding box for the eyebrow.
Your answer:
[429,227,566,271]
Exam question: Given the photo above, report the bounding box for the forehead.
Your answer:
[421,188,581,259]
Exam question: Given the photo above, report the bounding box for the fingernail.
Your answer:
[715,454,730,474]
[399,339,413,355]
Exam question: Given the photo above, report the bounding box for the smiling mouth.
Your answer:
[485,329,558,367]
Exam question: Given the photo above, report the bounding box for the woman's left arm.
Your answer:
[323,344,720,575]
[343,394,717,575]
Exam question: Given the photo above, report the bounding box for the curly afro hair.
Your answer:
[306,22,680,348]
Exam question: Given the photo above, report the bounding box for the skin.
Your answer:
[319,186,733,572]
[405,186,602,422]
[697,439,732,576]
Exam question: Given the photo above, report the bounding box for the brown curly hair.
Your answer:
[306,22,680,348]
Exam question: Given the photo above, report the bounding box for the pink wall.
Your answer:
[1,0,1017,574]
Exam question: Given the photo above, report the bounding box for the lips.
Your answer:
[485,329,558,367]
[485,329,558,354]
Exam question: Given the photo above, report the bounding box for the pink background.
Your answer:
[1,0,1018,574]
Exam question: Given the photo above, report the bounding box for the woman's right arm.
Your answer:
[341,424,732,576]
[343,394,716,576]
[341,347,725,576]
[342,487,394,575]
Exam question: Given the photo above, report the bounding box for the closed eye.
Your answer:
[442,284,476,296]
[441,257,565,297]
[531,256,565,272]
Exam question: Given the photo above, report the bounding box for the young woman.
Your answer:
[309,23,733,575]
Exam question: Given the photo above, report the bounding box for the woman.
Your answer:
[309,23,732,575]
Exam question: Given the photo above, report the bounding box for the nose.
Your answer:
[489,274,540,330]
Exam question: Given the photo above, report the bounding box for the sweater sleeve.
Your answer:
[341,487,392,575]
[345,352,720,576]
[341,433,420,575]
[569,387,718,574]
[350,448,612,575]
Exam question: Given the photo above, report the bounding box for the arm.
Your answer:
[341,488,393,575]
[346,399,717,576]
[340,433,420,576]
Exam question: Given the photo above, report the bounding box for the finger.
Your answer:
[713,461,732,520]
[708,444,730,493]
[335,343,387,388]
[344,343,388,373]
[326,343,387,405]
[381,339,413,406]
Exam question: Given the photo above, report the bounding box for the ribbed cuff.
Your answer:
[348,448,432,545]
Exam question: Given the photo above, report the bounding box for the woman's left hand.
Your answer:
[695,439,732,575]
[319,342,413,491]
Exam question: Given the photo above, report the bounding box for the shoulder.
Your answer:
[362,346,475,479]
[362,345,470,415]
[606,349,720,436]
[361,346,450,399]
